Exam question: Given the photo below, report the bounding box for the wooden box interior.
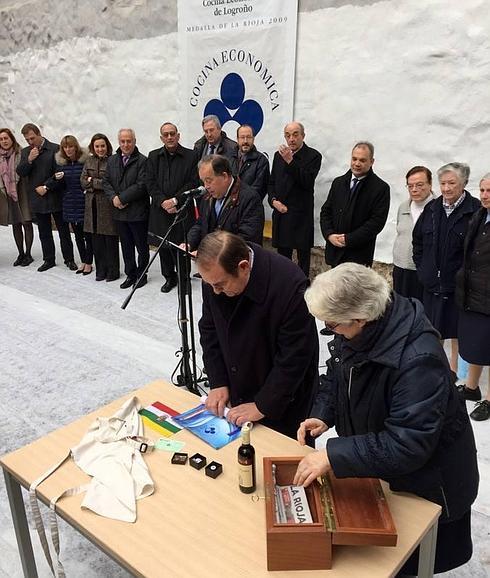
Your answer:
[263,456,397,571]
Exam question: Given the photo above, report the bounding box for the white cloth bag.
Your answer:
[29,396,154,576]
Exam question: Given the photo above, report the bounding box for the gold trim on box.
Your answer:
[319,475,336,532]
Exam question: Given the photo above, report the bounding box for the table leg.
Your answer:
[3,469,39,578]
[417,519,438,578]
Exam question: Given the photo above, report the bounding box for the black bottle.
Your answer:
[238,422,256,493]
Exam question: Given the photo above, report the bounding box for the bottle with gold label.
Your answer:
[238,422,256,493]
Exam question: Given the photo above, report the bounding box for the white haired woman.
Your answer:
[413,162,480,380]
[293,263,478,575]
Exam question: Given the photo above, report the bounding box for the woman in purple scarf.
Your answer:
[0,128,34,266]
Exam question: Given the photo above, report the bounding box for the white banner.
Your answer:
[178,0,298,162]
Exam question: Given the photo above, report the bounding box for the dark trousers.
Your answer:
[92,233,120,279]
[159,246,177,279]
[277,246,311,278]
[36,211,74,263]
[117,220,149,280]
[71,222,93,264]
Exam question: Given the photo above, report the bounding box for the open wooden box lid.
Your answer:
[264,457,397,547]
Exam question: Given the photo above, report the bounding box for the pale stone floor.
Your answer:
[0,225,488,577]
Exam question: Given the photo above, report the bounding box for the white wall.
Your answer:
[2,0,490,262]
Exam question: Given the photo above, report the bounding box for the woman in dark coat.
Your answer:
[455,173,490,420]
[0,128,34,266]
[80,134,120,282]
[412,162,480,374]
[50,135,92,274]
[294,263,479,575]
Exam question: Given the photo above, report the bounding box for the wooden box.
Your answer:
[263,457,397,571]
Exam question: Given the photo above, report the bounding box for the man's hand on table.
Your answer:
[205,386,230,417]
[226,402,264,427]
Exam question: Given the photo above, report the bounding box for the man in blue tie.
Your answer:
[186,155,264,252]
[193,115,237,161]
[320,141,390,269]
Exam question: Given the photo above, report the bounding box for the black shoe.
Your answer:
[470,400,490,421]
[21,255,34,266]
[13,254,25,266]
[456,384,482,401]
[161,276,178,293]
[95,274,106,282]
[82,266,93,276]
[106,274,120,282]
[120,277,135,289]
[65,261,78,271]
[133,275,148,289]
[320,327,334,336]
[37,260,56,272]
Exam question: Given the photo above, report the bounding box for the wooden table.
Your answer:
[1,380,440,578]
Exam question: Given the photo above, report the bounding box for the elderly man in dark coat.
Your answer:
[16,123,75,272]
[197,230,319,439]
[230,124,270,200]
[268,122,322,278]
[186,155,264,251]
[193,114,237,161]
[320,141,390,269]
[147,122,199,293]
[103,128,149,290]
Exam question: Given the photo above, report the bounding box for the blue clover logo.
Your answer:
[204,73,264,136]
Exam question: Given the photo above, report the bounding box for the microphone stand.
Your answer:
[121,196,205,395]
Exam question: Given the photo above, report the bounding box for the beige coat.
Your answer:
[81,155,118,235]
[0,151,31,225]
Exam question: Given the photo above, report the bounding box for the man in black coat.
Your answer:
[230,125,269,200]
[197,231,319,439]
[268,122,322,278]
[103,128,149,289]
[320,141,390,268]
[186,155,264,251]
[147,122,199,293]
[16,123,75,272]
[193,114,237,161]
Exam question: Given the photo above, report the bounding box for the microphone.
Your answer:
[181,185,206,199]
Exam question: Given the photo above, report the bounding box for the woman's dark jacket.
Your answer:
[455,207,490,315]
[311,293,478,522]
[47,150,89,223]
[412,192,481,294]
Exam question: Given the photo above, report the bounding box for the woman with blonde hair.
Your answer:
[50,135,91,274]
[0,128,34,266]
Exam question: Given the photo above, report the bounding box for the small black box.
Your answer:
[189,453,207,470]
[171,452,188,465]
[205,461,223,479]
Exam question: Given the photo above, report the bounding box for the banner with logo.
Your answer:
[177,0,298,162]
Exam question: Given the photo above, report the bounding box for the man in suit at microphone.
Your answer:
[186,154,264,252]
[147,122,199,293]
